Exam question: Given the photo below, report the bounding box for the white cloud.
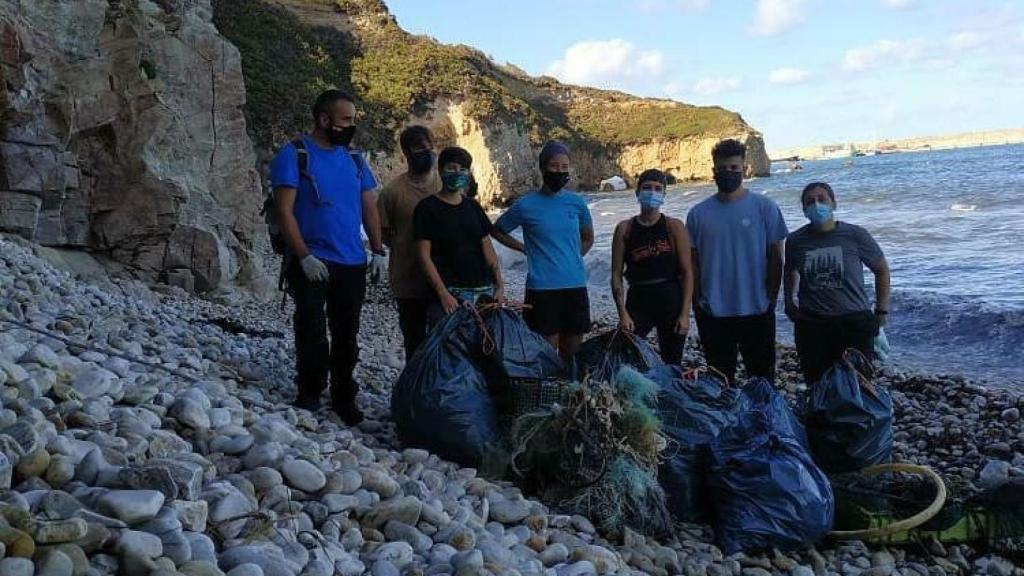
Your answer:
[947,31,984,51]
[693,76,744,96]
[881,0,916,10]
[841,39,926,72]
[749,0,808,37]
[547,39,666,87]
[768,67,812,85]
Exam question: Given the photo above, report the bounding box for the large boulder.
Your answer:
[0,0,262,291]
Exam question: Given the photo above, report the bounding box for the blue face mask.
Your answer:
[638,190,665,209]
[441,171,469,192]
[804,201,834,226]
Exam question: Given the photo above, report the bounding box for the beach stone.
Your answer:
[489,499,531,524]
[172,499,208,532]
[281,459,326,493]
[1001,408,1020,423]
[170,398,211,430]
[206,484,256,523]
[225,565,264,576]
[97,490,165,524]
[359,468,399,498]
[556,560,596,576]
[450,549,484,572]
[329,470,362,494]
[375,542,414,569]
[322,494,359,514]
[247,467,282,492]
[219,545,297,576]
[0,558,33,576]
[31,518,88,544]
[15,448,49,479]
[210,434,254,455]
[790,567,816,576]
[116,529,163,559]
[20,344,59,368]
[70,367,116,399]
[978,460,1011,488]
[540,543,569,567]
[986,557,1014,576]
[371,559,400,576]
[364,496,422,529]
[180,561,225,576]
[36,550,74,576]
[184,532,216,563]
[571,545,622,573]
[0,453,10,489]
[383,521,432,553]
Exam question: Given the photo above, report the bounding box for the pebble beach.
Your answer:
[0,233,1021,576]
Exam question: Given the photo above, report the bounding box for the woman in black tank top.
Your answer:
[610,169,694,364]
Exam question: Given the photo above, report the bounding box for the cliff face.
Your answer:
[0,0,261,292]
[213,0,769,208]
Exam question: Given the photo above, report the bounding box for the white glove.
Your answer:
[368,251,388,284]
[300,254,329,283]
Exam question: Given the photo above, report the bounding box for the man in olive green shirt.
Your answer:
[377,125,440,360]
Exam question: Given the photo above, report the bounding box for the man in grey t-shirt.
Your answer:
[784,182,891,384]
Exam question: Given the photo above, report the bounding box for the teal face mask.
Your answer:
[441,171,469,192]
[804,201,834,226]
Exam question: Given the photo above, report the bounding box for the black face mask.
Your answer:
[328,125,356,147]
[713,169,743,194]
[407,149,433,174]
[542,171,570,193]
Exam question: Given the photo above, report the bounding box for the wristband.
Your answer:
[372,249,385,257]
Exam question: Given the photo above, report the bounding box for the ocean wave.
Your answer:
[950,203,978,212]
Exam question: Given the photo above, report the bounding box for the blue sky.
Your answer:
[386,0,1024,151]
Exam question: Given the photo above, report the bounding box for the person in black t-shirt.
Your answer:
[413,147,504,320]
[610,169,694,364]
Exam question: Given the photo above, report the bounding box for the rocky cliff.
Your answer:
[213,0,769,208]
[0,0,768,293]
[0,0,261,292]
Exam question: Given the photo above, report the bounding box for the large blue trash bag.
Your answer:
[654,366,739,523]
[391,307,498,467]
[709,379,834,553]
[803,350,893,473]
[575,329,664,382]
[483,308,565,380]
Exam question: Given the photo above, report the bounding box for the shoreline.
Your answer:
[2,234,1022,576]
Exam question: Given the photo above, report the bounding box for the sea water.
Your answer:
[496,144,1024,386]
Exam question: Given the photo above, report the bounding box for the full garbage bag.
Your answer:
[392,307,496,466]
[709,379,834,553]
[392,306,565,467]
[803,350,893,473]
[575,329,664,383]
[653,366,739,523]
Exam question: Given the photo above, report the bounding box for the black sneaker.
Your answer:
[294,394,321,412]
[332,401,364,426]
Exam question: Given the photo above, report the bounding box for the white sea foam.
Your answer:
[951,203,977,212]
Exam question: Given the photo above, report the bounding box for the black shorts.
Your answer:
[524,287,591,336]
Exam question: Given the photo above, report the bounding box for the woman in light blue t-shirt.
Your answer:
[493,141,595,363]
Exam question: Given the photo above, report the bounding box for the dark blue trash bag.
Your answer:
[803,349,893,474]
[575,329,664,383]
[391,307,498,467]
[654,366,739,523]
[709,379,834,554]
[483,308,565,380]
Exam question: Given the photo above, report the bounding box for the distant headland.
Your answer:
[771,127,1024,162]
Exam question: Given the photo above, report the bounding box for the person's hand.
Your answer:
[441,292,460,315]
[368,251,387,284]
[300,254,329,283]
[494,285,505,304]
[875,310,889,328]
[674,312,690,335]
[618,313,635,333]
[785,302,804,323]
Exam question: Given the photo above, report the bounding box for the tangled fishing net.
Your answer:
[492,367,672,538]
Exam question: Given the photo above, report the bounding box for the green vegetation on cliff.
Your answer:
[213,0,753,156]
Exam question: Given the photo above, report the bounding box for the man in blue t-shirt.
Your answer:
[686,138,787,382]
[270,89,385,424]
[493,140,594,363]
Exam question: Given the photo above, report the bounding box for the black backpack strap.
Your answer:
[292,138,310,182]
